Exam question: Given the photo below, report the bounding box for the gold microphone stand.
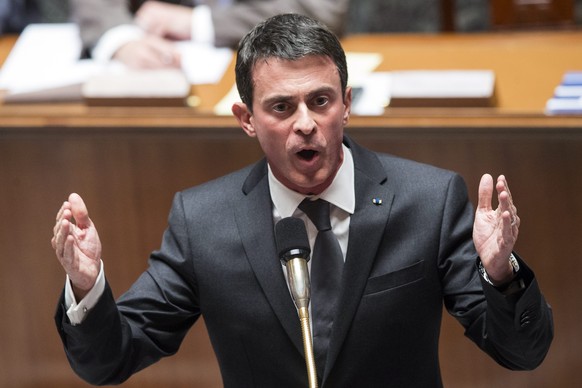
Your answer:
[298,306,318,388]
[286,258,318,388]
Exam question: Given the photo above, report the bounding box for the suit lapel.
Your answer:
[324,138,395,380]
[234,159,304,355]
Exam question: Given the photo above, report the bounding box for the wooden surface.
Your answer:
[2,31,582,128]
[0,125,580,387]
[341,30,582,114]
[0,30,581,387]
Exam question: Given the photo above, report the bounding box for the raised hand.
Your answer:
[51,193,102,300]
[473,174,520,285]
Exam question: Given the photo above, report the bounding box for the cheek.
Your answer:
[254,126,288,158]
[321,115,346,144]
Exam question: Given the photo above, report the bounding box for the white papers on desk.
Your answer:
[352,70,496,113]
[389,70,495,99]
[345,52,383,86]
[0,24,101,96]
[177,41,232,85]
[0,23,233,102]
[214,83,240,115]
[351,72,391,116]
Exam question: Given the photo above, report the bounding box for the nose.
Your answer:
[292,104,316,135]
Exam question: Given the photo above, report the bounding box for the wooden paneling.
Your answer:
[0,125,580,387]
[491,0,575,29]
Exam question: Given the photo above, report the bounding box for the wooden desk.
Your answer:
[342,31,582,113]
[0,31,580,388]
[1,31,582,128]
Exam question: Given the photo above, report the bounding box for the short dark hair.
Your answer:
[235,13,348,112]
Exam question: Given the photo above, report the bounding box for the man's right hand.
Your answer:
[51,193,102,301]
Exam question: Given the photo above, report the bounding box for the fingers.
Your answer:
[496,175,520,230]
[61,234,78,272]
[476,173,494,212]
[51,194,102,294]
[476,173,520,234]
[52,199,72,251]
[52,217,70,260]
[68,193,90,229]
[53,201,69,242]
[52,193,88,262]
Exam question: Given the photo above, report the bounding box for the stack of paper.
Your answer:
[387,70,496,108]
[545,72,582,115]
[82,69,191,106]
[0,23,233,105]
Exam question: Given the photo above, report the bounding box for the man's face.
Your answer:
[233,55,351,195]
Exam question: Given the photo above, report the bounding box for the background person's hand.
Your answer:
[113,35,181,69]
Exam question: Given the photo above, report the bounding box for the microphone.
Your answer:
[275,217,318,388]
[275,217,311,310]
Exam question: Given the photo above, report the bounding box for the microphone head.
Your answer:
[275,217,311,262]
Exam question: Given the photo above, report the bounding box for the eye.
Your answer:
[313,96,329,107]
[272,102,289,113]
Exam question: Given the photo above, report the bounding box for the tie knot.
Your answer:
[299,198,331,232]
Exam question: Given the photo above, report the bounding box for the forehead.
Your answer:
[251,55,340,95]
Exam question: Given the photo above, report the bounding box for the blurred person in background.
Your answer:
[0,0,68,34]
[71,0,349,69]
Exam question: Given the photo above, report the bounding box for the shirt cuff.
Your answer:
[191,5,214,45]
[64,260,105,325]
[92,24,146,63]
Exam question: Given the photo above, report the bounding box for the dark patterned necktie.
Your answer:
[299,198,343,380]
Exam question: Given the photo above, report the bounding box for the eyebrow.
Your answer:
[262,86,338,107]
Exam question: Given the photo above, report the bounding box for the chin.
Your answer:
[294,177,331,195]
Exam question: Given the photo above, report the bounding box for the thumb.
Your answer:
[477,174,494,212]
[68,193,91,228]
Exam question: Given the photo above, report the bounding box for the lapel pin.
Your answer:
[372,198,383,205]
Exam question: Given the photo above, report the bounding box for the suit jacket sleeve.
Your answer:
[54,192,201,385]
[472,256,554,370]
[440,175,553,370]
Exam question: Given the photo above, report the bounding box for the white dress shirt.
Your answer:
[269,144,355,263]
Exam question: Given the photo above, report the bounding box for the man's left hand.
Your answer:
[473,174,520,285]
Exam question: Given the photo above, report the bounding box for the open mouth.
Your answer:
[297,149,318,161]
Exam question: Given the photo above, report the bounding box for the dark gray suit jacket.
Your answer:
[56,136,553,387]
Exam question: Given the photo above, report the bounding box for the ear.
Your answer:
[343,86,352,125]
[232,102,256,137]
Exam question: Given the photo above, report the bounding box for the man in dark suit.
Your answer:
[52,13,553,387]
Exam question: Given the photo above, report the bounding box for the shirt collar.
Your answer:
[269,143,355,218]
